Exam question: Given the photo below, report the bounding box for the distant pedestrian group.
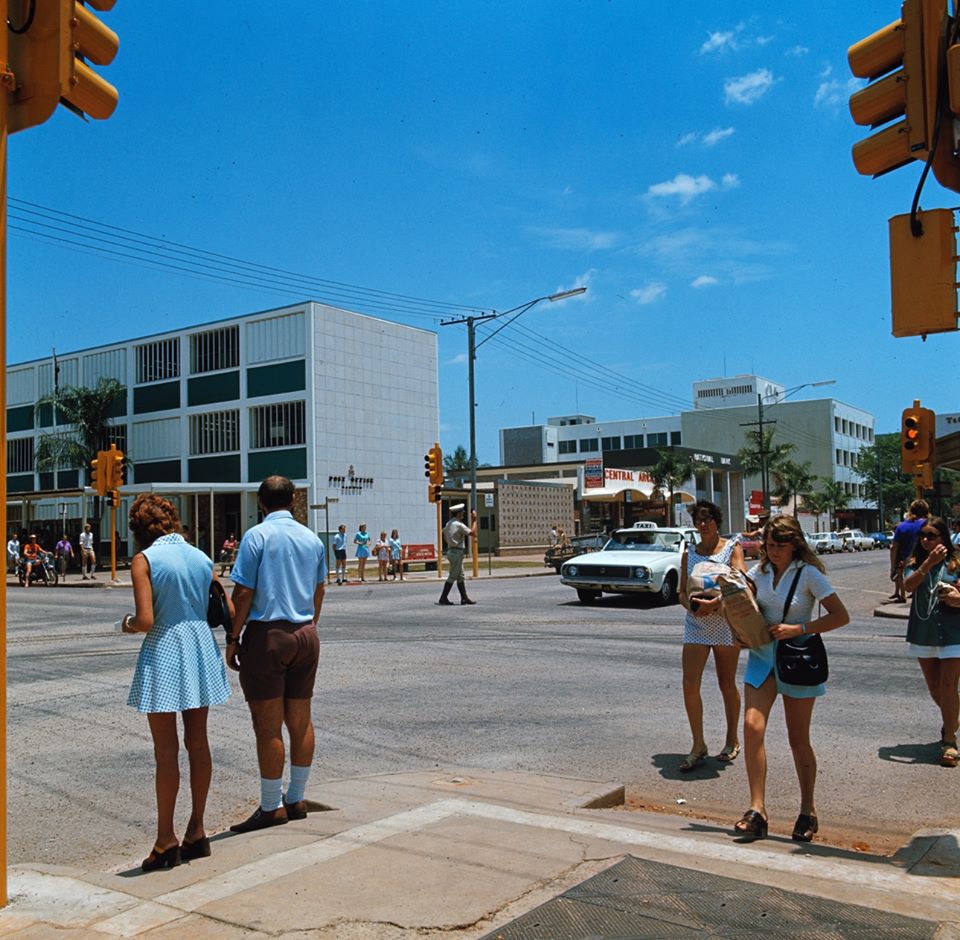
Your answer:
[330,522,405,585]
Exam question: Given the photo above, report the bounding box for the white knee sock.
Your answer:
[285,764,311,804]
[260,776,283,812]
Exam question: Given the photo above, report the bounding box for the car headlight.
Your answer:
[635,566,649,579]
[566,565,577,576]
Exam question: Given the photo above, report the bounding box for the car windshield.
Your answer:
[603,531,682,553]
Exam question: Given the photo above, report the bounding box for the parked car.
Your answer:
[838,529,875,551]
[560,526,697,605]
[807,531,844,554]
[544,533,606,573]
[868,531,891,548]
[725,532,760,559]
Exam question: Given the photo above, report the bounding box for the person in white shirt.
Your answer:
[6,533,19,573]
[332,524,348,585]
[79,523,96,579]
[438,504,477,606]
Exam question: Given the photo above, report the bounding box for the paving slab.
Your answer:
[1,769,957,939]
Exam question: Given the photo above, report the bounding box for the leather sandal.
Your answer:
[679,746,708,772]
[733,810,768,841]
[940,743,959,768]
[717,742,741,762]
[791,813,819,842]
[142,843,181,872]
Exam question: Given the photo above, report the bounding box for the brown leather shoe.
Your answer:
[230,806,288,833]
[283,798,308,821]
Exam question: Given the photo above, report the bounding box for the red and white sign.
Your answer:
[605,467,654,485]
[405,543,436,562]
[748,490,764,514]
[584,458,604,488]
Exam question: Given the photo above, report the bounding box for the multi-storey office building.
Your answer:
[7,302,438,556]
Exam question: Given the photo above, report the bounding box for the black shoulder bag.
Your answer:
[207,580,233,636]
[775,565,829,686]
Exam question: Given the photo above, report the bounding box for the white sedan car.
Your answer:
[560,526,697,605]
[807,531,844,554]
[838,529,875,551]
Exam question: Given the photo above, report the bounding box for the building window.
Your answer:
[7,437,33,473]
[579,438,598,453]
[601,436,621,451]
[189,410,240,455]
[834,416,840,432]
[191,325,240,374]
[101,424,127,455]
[136,338,180,384]
[250,401,305,449]
[670,430,681,445]
[558,440,577,454]
[647,432,668,447]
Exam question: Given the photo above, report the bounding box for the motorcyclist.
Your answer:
[22,533,44,587]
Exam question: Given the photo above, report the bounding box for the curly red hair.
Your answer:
[129,494,181,548]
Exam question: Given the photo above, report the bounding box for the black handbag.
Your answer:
[207,579,232,633]
[775,565,828,686]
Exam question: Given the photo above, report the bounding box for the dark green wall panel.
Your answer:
[188,371,240,407]
[133,382,180,414]
[7,474,33,493]
[8,406,33,432]
[248,448,307,481]
[188,455,241,483]
[247,360,306,398]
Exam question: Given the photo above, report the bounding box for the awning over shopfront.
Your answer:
[580,481,655,501]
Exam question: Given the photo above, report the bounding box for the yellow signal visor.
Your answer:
[852,120,913,176]
[890,210,959,338]
[849,71,906,127]
[848,20,903,80]
[63,58,118,120]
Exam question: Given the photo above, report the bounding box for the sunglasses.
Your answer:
[919,531,941,540]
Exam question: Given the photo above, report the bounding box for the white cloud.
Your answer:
[721,173,741,189]
[703,126,735,147]
[631,282,668,305]
[647,173,716,204]
[786,45,810,57]
[814,67,862,110]
[700,30,737,54]
[676,131,698,147]
[447,353,468,365]
[756,35,774,46]
[724,68,775,105]
[555,269,596,300]
[691,275,719,288]
[526,226,618,252]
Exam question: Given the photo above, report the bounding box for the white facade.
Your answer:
[692,375,784,410]
[7,302,439,553]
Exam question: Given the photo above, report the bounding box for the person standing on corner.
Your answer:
[438,503,477,606]
[332,524,348,584]
[79,522,96,579]
[227,476,327,833]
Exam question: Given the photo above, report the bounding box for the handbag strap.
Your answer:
[781,564,804,622]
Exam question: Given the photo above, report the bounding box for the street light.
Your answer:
[748,380,836,512]
[310,497,339,582]
[442,286,587,575]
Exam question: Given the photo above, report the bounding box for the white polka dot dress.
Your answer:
[683,538,737,647]
[127,534,231,714]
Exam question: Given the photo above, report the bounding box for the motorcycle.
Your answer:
[18,551,59,587]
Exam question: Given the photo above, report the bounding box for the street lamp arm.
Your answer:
[475,286,586,351]
[766,379,837,403]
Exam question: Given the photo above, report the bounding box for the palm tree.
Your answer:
[772,459,815,515]
[736,429,795,495]
[35,378,127,486]
[816,479,850,530]
[799,486,829,530]
[651,450,702,525]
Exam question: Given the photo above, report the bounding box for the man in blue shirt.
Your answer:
[228,476,327,833]
[332,524,348,584]
[890,498,929,604]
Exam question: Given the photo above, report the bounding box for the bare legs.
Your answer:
[247,697,315,780]
[681,643,741,754]
[918,657,960,742]
[146,707,211,850]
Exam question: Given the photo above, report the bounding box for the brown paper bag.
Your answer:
[718,572,770,649]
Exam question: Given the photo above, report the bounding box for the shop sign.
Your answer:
[584,458,604,488]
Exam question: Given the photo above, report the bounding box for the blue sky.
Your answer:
[8,2,945,463]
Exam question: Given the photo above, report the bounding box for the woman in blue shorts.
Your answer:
[734,515,848,844]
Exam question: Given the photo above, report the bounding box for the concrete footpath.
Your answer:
[2,769,958,939]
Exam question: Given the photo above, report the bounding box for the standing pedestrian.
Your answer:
[332,524,348,584]
[902,516,960,767]
[6,532,19,574]
[54,532,74,582]
[389,529,403,581]
[122,494,231,871]
[890,500,929,603]
[374,531,390,582]
[677,500,745,771]
[549,523,559,547]
[227,476,327,832]
[438,504,477,606]
[734,515,849,844]
[219,532,238,576]
[354,523,370,582]
[79,523,96,579]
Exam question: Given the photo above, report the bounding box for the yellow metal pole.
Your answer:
[436,498,443,578]
[471,519,478,578]
[110,502,117,582]
[0,0,9,906]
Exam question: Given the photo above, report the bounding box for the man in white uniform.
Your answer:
[79,523,96,579]
[438,503,477,606]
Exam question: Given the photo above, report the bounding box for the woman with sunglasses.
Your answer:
[734,515,849,843]
[902,516,960,767]
[677,499,745,771]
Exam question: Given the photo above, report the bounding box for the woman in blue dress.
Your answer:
[123,495,232,871]
[354,523,371,581]
[902,515,960,768]
[389,529,403,581]
[734,515,848,844]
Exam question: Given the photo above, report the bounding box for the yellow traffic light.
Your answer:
[427,483,444,503]
[90,454,106,496]
[105,443,124,490]
[902,400,935,468]
[889,209,959,338]
[423,443,443,486]
[7,0,119,135]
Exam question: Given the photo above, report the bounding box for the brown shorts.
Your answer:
[238,620,319,701]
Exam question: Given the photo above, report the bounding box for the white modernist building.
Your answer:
[7,301,439,556]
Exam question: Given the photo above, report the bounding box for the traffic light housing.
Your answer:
[90,454,105,496]
[848,0,960,190]
[7,0,120,135]
[902,400,936,468]
[428,483,443,503]
[423,443,443,485]
[105,443,124,490]
[889,209,959,337]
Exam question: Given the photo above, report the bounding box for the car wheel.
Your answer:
[576,588,601,603]
[658,572,678,606]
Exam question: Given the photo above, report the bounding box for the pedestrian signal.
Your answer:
[902,400,935,468]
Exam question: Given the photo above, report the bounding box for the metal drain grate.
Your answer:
[480,855,939,939]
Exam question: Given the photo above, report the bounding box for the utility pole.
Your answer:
[740,394,776,512]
